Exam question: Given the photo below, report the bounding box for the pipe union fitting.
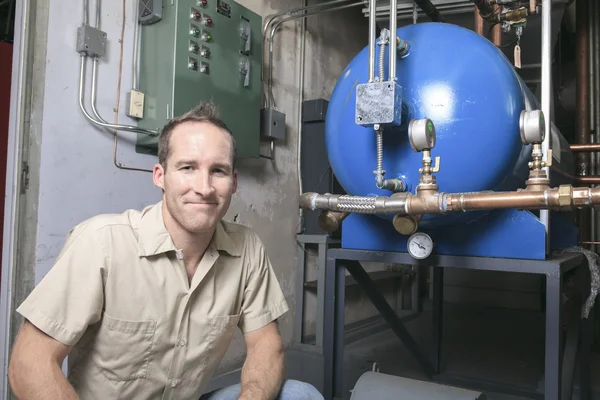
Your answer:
[572,187,592,208]
[557,185,573,209]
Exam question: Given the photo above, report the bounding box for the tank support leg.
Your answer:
[344,260,436,377]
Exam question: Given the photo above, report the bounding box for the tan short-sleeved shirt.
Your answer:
[17,201,289,400]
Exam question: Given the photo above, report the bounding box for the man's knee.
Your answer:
[279,379,324,400]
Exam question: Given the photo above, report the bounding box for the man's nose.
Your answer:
[193,172,216,196]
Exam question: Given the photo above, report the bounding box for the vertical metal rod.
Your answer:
[368,0,376,82]
[544,272,563,400]
[576,0,591,244]
[333,264,346,399]
[323,257,336,400]
[388,0,397,81]
[316,242,327,348]
[591,135,596,253]
[432,266,443,373]
[589,0,595,133]
[540,0,552,253]
[294,242,305,345]
[594,0,600,251]
[413,3,417,24]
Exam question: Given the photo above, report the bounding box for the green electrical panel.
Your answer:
[136,0,262,158]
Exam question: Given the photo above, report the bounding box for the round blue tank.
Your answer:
[326,22,574,229]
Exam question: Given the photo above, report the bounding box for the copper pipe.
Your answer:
[576,0,591,242]
[300,185,600,217]
[474,5,484,35]
[492,4,501,45]
[530,0,536,14]
[580,241,600,245]
[570,143,600,152]
[574,176,600,184]
[445,190,560,212]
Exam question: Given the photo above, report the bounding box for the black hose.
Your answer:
[412,0,445,22]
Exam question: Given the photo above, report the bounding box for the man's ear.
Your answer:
[153,164,165,190]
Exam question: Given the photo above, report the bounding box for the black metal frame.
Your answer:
[322,249,594,400]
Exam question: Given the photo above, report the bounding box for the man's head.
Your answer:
[153,102,238,236]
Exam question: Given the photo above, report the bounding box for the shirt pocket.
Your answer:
[207,314,241,354]
[92,313,157,381]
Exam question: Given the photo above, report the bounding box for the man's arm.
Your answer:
[238,321,285,400]
[9,320,78,400]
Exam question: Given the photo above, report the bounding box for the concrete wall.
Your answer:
[218,0,368,370]
[19,0,368,375]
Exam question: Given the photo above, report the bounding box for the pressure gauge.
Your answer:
[519,110,545,144]
[408,118,436,151]
[407,232,434,260]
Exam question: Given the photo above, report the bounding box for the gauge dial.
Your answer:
[407,232,434,259]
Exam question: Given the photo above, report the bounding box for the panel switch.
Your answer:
[200,62,209,74]
[239,20,251,54]
[200,46,210,58]
[239,56,250,87]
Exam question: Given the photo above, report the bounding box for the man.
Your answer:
[8,103,323,400]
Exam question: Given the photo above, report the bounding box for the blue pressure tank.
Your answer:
[325,23,577,259]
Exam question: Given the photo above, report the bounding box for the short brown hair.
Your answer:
[157,102,237,169]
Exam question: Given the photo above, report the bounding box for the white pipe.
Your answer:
[297,0,307,233]
[0,0,29,396]
[389,0,397,81]
[540,0,552,253]
[368,0,376,82]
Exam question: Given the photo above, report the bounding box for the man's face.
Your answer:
[153,121,237,235]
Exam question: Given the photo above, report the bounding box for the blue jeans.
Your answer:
[200,379,324,400]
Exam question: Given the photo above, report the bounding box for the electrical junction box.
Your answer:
[136,0,262,158]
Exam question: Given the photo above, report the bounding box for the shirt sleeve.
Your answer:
[16,222,107,346]
[237,233,289,333]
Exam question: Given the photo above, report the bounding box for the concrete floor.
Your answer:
[208,301,600,399]
[335,301,600,400]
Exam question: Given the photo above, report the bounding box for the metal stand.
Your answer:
[323,249,594,400]
[294,234,340,354]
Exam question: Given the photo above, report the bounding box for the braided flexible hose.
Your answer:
[336,195,377,213]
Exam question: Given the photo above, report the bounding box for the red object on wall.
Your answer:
[0,42,14,289]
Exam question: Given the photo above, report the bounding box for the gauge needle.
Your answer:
[416,243,425,250]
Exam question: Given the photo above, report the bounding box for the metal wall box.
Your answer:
[260,108,286,141]
[76,25,107,58]
[136,0,262,158]
[355,81,403,127]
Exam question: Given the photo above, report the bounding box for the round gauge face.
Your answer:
[407,232,434,259]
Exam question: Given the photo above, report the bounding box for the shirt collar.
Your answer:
[137,202,241,257]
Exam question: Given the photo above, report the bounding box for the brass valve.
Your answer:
[528,144,552,170]
[418,149,441,175]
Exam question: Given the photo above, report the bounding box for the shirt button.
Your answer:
[178,339,186,347]
[170,380,177,388]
